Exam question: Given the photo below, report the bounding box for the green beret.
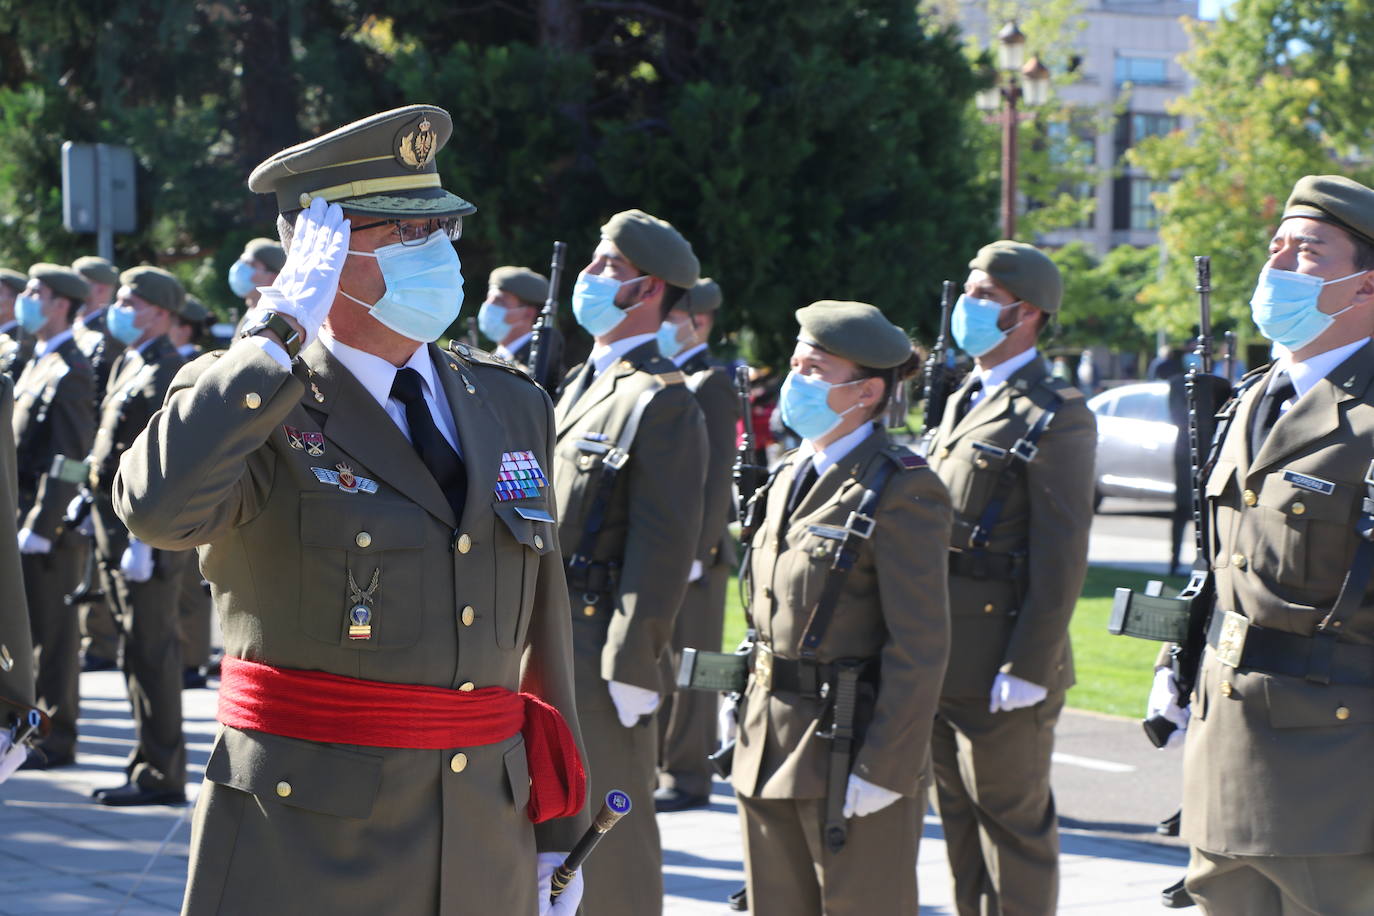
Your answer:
[968,240,1063,314]
[243,238,286,274]
[28,263,90,304]
[488,266,548,307]
[180,295,209,323]
[795,300,912,370]
[72,255,119,287]
[683,278,722,315]
[600,209,699,289]
[248,104,476,219]
[1282,175,1374,248]
[0,268,26,294]
[120,266,187,316]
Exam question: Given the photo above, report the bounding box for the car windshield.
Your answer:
[1113,390,1171,424]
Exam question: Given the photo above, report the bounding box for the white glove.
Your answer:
[607,680,659,728]
[843,773,902,818]
[688,559,704,583]
[989,672,1048,713]
[65,494,84,520]
[1147,667,1190,748]
[0,733,25,784]
[717,698,738,748]
[65,495,94,536]
[17,528,51,555]
[255,196,350,348]
[120,537,154,583]
[536,851,582,915]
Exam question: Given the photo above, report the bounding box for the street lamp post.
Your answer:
[976,22,1052,240]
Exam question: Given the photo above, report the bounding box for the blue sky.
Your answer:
[1198,0,1235,19]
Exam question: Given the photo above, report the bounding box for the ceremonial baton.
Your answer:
[549,789,632,901]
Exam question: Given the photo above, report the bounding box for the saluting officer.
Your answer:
[0,268,34,380]
[0,372,41,781]
[926,242,1096,916]
[554,209,708,916]
[115,105,588,914]
[1156,176,1374,914]
[86,267,193,805]
[654,277,739,812]
[732,301,950,914]
[12,264,95,770]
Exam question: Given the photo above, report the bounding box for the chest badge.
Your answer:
[283,426,305,450]
[311,463,379,494]
[346,568,380,640]
[495,450,549,501]
[302,431,325,457]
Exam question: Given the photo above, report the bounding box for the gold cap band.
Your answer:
[299,173,442,209]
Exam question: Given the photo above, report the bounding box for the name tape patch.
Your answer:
[1282,469,1335,495]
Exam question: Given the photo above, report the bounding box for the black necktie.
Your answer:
[955,378,984,424]
[562,362,596,407]
[1250,372,1295,458]
[390,367,467,522]
[783,456,818,526]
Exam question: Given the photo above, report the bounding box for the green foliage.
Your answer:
[1131,0,1374,338]
[1049,242,1158,353]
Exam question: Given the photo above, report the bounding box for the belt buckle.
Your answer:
[753,645,774,691]
[1215,610,1249,668]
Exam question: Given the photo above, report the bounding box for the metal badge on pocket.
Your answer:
[1215,610,1249,668]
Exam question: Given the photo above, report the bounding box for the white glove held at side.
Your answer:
[717,698,738,748]
[843,773,903,818]
[120,537,154,583]
[1146,666,1190,748]
[536,851,582,915]
[989,672,1048,713]
[607,680,659,728]
[255,196,350,347]
[0,733,25,785]
[17,528,51,555]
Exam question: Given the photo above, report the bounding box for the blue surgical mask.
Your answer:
[571,273,644,337]
[952,294,1019,358]
[14,294,45,334]
[107,304,142,344]
[779,371,863,442]
[656,320,687,358]
[228,260,256,297]
[477,300,514,343]
[1249,266,1367,352]
[341,231,465,343]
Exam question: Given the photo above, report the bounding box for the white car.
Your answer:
[1087,381,1179,509]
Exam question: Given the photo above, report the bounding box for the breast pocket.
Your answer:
[492,502,556,649]
[298,493,426,649]
[1246,472,1357,590]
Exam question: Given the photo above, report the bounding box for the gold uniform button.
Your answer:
[1336,705,1351,721]
[355,531,372,549]
[534,535,544,550]
[275,780,292,798]
[975,457,989,469]
[938,447,950,459]
[1219,681,1233,697]
[983,603,995,614]
[1231,553,1247,570]
[1243,489,1257,507]
[1291,502,1306,516]
[244,392,262,410]
[456,533,472,554]
[459,681,476,692]
[461,606,475,627]
[618,359,633,370]
[582,605,597,617]
[450,753,468,773]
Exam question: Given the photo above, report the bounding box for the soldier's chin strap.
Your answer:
[1308,459,1374,684]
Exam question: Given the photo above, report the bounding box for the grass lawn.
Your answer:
[716,562,1185,719]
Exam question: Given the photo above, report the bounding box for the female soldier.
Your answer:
[731,300,952,914]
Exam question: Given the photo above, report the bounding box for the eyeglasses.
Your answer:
[350,217,463,246]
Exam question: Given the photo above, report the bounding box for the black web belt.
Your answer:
[948,548,1026,581]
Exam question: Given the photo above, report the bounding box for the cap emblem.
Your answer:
[397,118,436,170]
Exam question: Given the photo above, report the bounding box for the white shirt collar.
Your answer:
[798,422,877,475]
[177,343,198,358]
[974,347,1039,393]
[496,331,533,362]
[135,336,159,356]
[34,328,75,358]
[672,342,709,368]
[590,333,656,376]
[321,329,440,412]
[1270,337,1369,402]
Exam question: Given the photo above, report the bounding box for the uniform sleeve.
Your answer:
[22,367,94,540]
[0,377,34,708]
[1002,395,1097,686]
[694,371,739,563]
[851,467,952,796]
[114,340,298,549]
[601,386,708,691]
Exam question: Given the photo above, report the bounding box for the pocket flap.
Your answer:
[300,493,425,550]
[1205,460,1237,499]
[1265,676,1374,729]
[504,736,531,812]
[206,727,383,819]
[1260,471,1355,523]
[493,502,555,555]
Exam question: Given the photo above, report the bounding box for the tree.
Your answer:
[1049,241,1158,354]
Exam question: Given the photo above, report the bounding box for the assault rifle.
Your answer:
[918,281,957,455]
[526,241,567,394]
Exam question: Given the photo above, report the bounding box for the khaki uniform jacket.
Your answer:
[113,339,589,912]
[74,309,125,404]
[12,336,94,542]
[1184,341,1374,857]
[553,341,708,694]
[733,428,953,799]
[927,355,1096,696]
[680,351,738,570]
[0,324,33,381]
[0,375,35,710]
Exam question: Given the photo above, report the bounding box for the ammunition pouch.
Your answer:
[1205,611,1374,688]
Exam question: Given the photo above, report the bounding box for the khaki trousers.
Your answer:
[738,792,920,916]
[22,528,83,760]
[931,691,1063,916]
[1187,846,1374,916]
[657,559,729,797]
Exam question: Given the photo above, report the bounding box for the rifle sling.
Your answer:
[968,390,1060,549]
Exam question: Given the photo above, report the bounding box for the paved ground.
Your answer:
[1,497,1194,913]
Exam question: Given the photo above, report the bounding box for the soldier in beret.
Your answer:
[86,266,194,805]
[480,266,564,391]
[553,208,708,916]
[12,264,95,770]
[227,238,286,312]
[925,241,1097,916]
[654,277,739,812]
[732,301,950,914]
[0,268,34,380]
[1154,175,1374,913]
[115,105,587,913]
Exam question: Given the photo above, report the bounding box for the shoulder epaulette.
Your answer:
[654,369,686,386]
[883,442,926,470]
[1239,362,1271,383]
[447,340,534,382]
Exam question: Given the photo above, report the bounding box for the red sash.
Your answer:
[217,656,585,824]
